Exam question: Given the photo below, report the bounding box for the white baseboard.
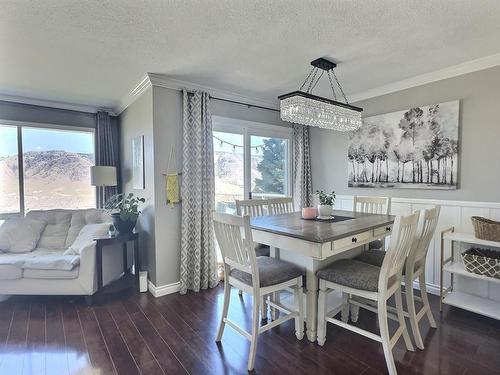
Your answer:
[413,280,440,296]
[147,280,180,298]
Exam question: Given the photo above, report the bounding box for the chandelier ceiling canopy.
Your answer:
[278,58,363,132]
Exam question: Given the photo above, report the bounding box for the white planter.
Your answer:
[317,204,333,217]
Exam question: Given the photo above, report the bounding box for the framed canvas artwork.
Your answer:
[132,135,145,189]
[348,100,459,189]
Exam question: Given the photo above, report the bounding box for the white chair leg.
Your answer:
[271,291,280,320]
[317,280,327,346]
[419,273,437,328]
[216,282,231,342]
[405,274,424,350]
[261,295,267,320]
[341,292,349,323]
[248,293,260,371]
[396,287,415,352]
[350,300,360,323]
[294,278,304,340]
[378,298,397,375]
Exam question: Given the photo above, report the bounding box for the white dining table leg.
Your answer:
[305,259,320,342]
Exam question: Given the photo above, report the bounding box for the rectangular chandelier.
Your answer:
[278,58,363,132]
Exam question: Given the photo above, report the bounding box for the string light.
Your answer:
[213,135,265,151]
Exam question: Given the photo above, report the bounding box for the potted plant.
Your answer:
[105,193,145,234]
[316,190,336,218]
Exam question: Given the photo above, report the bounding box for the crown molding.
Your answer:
[350,52,500,103]
[0,93,116,116]
[116,72,279,115]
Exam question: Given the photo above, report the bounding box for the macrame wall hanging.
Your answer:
[164,146,181,208]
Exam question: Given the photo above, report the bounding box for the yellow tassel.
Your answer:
[166,174,180,207]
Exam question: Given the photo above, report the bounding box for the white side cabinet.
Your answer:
[440,228,500,320]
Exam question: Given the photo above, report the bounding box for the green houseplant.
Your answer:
[105,193,145,234]
[316,190,336,218]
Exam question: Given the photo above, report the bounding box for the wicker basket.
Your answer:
[471,216,500,242]
[462,248,500,279]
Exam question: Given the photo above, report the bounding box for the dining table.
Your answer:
[251,209,395,342]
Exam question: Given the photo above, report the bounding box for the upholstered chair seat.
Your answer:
[316,259,381,292]
[231,256,303,287]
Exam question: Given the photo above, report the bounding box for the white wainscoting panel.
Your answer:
[336,195,500,299]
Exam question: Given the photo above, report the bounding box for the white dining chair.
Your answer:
[353,196,391,250]
[317,212,419,375]
[213,212,304,371]
[355,207,440,349]
[267,197,294,215]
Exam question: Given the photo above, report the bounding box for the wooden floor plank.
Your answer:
[120,300,188,375]
[93,306,141,375]
[0,300,30,375]
[23,301,46,375]
[45,303,69,375]
[0,299,15,370]
[76,304,117,375]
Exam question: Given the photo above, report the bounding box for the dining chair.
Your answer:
[267,197,294,215]
[353,196,391,250]
[213,212,304,371]
[354,207,440,349]
[235,199,270,308]
[317,212,419,375]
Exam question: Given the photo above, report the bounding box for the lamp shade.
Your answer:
[90,166,117,187]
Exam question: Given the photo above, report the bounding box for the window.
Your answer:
[0,121,95,218]
[213,117,292,214]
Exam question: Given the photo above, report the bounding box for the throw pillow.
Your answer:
[65,223,110,255]
[0,218,47,253]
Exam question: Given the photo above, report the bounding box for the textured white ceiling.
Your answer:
[1,0,500,111]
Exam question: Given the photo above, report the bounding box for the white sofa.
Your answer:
[0,209,124,297]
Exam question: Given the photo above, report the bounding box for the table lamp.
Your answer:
[90,166,117,208]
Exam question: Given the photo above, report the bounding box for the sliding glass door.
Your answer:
[213,117,292,214]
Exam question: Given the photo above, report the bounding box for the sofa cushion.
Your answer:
[0,218,46,253]
[0,248,79,271]
[65,223,109,255]
[65,209,111,248]
[0,264,22,280]
[23,268,79,280]
[27,210,73,249]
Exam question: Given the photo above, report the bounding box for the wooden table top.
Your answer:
[251,210,394,243]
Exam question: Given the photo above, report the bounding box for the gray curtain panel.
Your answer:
[95,111,119,207]
[293,124,313,209]
[179,90,219,294]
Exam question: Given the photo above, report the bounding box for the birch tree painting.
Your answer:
[348,100,459,189]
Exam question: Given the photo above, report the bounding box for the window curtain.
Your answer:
[179,89,218,294]
[95,111,119,207]
[292,124,313,209]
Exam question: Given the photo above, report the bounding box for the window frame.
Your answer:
[0,119,96,219]
[212,116,293,200]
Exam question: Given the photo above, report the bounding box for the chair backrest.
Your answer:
[378,212,419,291]
[213,212,259,287]
[236,199,268,217]
[406,206,440,275]
[353,196,391,215]
[267,197,294,215]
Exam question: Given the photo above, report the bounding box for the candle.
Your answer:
[302,207,318,219]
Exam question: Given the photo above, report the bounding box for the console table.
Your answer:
[440,227,500,320]
[91,232,140,304]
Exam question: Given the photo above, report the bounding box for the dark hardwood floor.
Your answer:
[1,285,500,374]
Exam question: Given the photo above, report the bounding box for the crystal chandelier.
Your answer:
[279,58,363,131]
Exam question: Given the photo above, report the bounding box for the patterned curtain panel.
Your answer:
[95,111,119,207]
[180,90,219,294]
[292,124,313,209]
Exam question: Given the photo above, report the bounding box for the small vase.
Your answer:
[111,213,137,234]
[317,204,333,218]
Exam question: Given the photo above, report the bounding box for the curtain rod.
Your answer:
[186,90,279,112]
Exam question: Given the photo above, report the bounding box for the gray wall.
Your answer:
[311,65,500,203]
[118,88,157,283]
